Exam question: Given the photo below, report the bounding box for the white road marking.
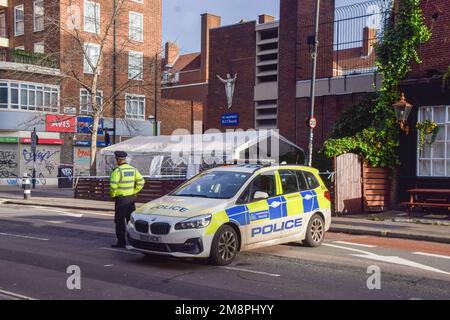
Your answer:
[45,220,66,224]
[333,241,376,248]
[0,232,49,241]
[29,206,84,218]
[0,288,36,300]
[412,252,450,260]
[3,203,113,217]
[104,264,114,267]
[221,266,281,277]
[323,243,450,275]
[99,247,142,255]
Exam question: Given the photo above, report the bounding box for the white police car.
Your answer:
[127,164,331,265]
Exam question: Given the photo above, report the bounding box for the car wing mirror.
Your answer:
[253,191,269,200]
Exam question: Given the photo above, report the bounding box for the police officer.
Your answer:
[110,151,145,248]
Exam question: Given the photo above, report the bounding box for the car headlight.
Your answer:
[175,214,212,230]
[129,214,136,226]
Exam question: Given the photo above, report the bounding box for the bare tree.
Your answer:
[9,0,162,175]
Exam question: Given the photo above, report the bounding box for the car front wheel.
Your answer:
[209,225,239,265]
[303,214,325,247]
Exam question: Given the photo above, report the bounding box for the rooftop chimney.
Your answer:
[165,42,179,67]
[362,27,377,56]
[258,14,275,24]
[200,13,221,82]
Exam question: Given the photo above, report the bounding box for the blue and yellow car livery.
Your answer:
[127,164,331,265]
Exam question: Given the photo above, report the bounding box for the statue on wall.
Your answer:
[217,73,237,109]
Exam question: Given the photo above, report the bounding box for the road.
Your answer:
[0,202,449,300]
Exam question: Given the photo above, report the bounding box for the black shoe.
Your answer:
[111,243,126,248]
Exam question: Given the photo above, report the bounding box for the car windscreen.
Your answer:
[171,171,252,199]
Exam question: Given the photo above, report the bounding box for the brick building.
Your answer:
[160,14,222,134]
[398,0,450,196]
[205,0,382,152]
[0,0,162,181]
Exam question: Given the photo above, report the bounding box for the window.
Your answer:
[171,171,251,199]
[33,0,45,32]
[0,82,7,108]
[34,42,45,54]
[129,12,143,42]
[80,89,103,115]
[249,172,276,200]
[128,51,143,80]
[83,43,100,74]
[0,12,6,38]
[295,171,309,191]
[84,0,100,34]
[14,5,24,36]
[125,94,145,119]
[279,170,299,194]
[302,171,320,189]
[0,81,59,112]
[417,106,450,177]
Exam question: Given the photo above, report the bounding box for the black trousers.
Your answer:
[114,196,136,245]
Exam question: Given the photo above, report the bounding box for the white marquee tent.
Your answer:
[98,130,305,179]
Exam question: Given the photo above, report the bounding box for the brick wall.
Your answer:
[409,0,450,78]
[162,83,208,105]
[159,99,203,135]
[206,21,256,130]
[278,0,335,145]
[57,0,162,120]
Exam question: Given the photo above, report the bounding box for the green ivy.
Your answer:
[324,0,431,168]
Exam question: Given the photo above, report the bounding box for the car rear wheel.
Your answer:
[303,214,325,247]
[209,225,238,265]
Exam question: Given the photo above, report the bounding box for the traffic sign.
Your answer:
[309,117,317,129]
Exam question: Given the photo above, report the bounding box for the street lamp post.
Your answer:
[307,0,321,167]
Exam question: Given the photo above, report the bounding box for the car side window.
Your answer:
[302,171,320,189]
[279,170,299,194]
[250,172,276,199]
[238,172,276,203]
[295,171,309,191]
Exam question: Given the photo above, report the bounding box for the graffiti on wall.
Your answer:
[0,150,19,179]
[21,147,60,182]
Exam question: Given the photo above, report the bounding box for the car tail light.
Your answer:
[324,191,331,202]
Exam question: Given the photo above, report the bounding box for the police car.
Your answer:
[127,164,331,265]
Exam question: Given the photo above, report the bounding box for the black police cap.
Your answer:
[114,151,128,159]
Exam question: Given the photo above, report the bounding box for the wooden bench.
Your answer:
[403,188,450,217]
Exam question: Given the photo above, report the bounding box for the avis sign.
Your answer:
[46,115,77,133]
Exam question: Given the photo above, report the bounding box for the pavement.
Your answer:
[0,203,449,299]
[0,186,449,244]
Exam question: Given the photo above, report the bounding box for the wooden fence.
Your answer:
[74,177,185,203]
[334,153,391,214]
[362,166,390,212]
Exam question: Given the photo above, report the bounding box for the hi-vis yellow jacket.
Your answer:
[109,163,145,198]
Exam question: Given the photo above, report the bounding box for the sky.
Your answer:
[162,0,363,54]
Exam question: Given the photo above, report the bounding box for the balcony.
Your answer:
[0,49,61,76]
[0,0,7,8]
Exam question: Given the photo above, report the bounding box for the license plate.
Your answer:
[140,234,161,243]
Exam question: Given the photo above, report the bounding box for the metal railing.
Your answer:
[298,0,392,78]
[10,50,59,68]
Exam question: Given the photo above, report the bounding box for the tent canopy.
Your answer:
[99,130,305,178]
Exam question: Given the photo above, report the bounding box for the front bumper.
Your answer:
[126,215,214,258]
[127,235,204,255]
